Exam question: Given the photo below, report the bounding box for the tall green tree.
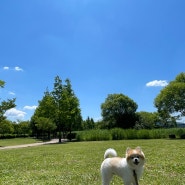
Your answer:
[51,76,64,143]
[30,89,57,138]
[135,111,159,129]
[0,80,16,122]
[34,90,57,118]
[101,93,138,129]
[62,79,82,135]
[52,76,82,142]
[154,72,185,123]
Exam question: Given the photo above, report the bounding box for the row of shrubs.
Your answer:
[75,128,185,141]
[1,128,185,141]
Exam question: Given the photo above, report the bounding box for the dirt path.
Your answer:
[0,139,60,150]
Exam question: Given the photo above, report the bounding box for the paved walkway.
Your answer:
[0,139,59,150]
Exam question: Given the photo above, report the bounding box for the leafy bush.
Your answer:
[137,129,150,139]
[76,130,112,141]
[111,128,126,140]
[149,129,164,139]
[124,129,138,139]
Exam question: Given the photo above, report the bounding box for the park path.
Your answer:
[0,139,60,150]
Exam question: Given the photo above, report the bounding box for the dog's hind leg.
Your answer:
[101,172,112,185]
[102,177,112,185]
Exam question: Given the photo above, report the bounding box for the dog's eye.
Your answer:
[131,156,140,159]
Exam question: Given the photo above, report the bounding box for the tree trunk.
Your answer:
[58,131,62,143]
[48,132,51,140]
[69,130,72,141]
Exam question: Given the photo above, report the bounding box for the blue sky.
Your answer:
[0,0,185,122]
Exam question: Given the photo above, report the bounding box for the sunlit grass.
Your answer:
[0,138,42,147]
[0,139,185,184]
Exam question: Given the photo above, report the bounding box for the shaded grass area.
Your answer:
[0,138,42,147]
[0,139,185,184]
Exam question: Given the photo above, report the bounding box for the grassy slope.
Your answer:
[0,139,185,185]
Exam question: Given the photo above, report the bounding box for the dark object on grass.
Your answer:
[169,134,176,139]
[67,132,77,141]
[180,134,185,139]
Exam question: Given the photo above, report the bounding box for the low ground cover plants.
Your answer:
[0,139,185,184]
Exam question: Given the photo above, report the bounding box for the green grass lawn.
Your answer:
[0,137,42,147]
[0,139,185,185]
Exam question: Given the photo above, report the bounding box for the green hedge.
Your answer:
[75,128,185,141]
[76,129,112,141]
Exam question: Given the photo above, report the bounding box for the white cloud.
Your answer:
[14,66,23,71]
[146,80,168,87]
[3,66,9,70]
[2,66,23,71]
[23,105,37,110]
[9,91,15,95]
[4,108,26,120]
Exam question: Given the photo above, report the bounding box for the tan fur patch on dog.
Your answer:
[110,157,122,166]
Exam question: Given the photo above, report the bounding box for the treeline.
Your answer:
[0,120,30,139]
[1,73,185,141]
[1,120,185,140]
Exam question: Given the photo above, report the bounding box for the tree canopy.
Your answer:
[101,93,138,129]
[154,72,185,121]
[0,80,16,122]
[135,111,159,129]
[31,76,82,142]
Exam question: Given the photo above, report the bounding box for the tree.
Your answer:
[0,120,14,135]
[52,76,65,143]
[0,80,5,88]
[35,117,56,140]
[101,94,138,129]
[30,89,57,138]
[135,111,159,129]
[154,72,185,123]
[19,121,31,136]
[0,80,16,122]
[61,79,82,135]
[52,76,82,142]
[82,117,95,130]
[31,77,82,142]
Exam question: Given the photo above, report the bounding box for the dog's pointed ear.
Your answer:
[126,147,131,153]
[126,147,131,157]
[136,146,142,152]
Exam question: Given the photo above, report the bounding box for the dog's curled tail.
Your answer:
[104,148,117,159]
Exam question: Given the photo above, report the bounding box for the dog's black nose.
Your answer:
[134,158,139,165]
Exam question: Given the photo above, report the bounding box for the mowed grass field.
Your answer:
[0,139,185,185]
[0,138,42,147]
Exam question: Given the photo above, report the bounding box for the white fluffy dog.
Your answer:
[100,147,145,185]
